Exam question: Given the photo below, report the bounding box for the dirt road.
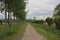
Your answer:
[21,24,46,40]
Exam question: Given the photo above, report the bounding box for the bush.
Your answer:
[39,20,44,24]
[32,20,44,24]
[46,17,53,26]
[54,16,60,29]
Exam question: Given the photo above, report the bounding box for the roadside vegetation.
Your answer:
[0,0,27,40]
[30,3,60,40]
[0,22,27,40]
[31,23,60,40]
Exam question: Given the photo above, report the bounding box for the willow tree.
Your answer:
[54,4,60,29]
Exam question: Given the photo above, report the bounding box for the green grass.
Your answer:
[0,22,27,40]
[31,23,60,40]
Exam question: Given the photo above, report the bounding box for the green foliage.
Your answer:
[4,0,26,20]
[31,23,60,40]
[54,3,60,16]
[53,3,60,29]
[46,17,53,22]
[0,22,27,40]
[54,16,60,21]
[31,20,44,24]
[46,17,53,26]
[54,16,60,29]
[12,0,26,20]
[55,4,60,11]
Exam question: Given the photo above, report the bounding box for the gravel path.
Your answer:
[21,24,46,40]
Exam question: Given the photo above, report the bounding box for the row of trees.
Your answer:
[32,17,60,29]
[0,0,26,26]
[32,3,60,29]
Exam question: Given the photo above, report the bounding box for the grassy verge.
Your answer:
[31,23,60,40]
[0,22,27,40]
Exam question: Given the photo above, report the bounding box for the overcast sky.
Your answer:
[26,0,60,20]
[0,0,60,20]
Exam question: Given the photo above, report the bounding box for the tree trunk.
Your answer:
[5,2,7,26]
[8,12,11,27]
[8,11,13,27]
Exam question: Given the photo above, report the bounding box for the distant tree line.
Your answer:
[31,3,60,29]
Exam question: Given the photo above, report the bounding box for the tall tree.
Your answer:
[5,0,26,26]
[54,4,60,16]
[0,0,26,26]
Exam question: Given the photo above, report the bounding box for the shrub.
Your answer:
[32,20,44,24]
[32,20,40,24]
[54,16,60,29]
[39,20,44,24]
[46,17,53,26]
